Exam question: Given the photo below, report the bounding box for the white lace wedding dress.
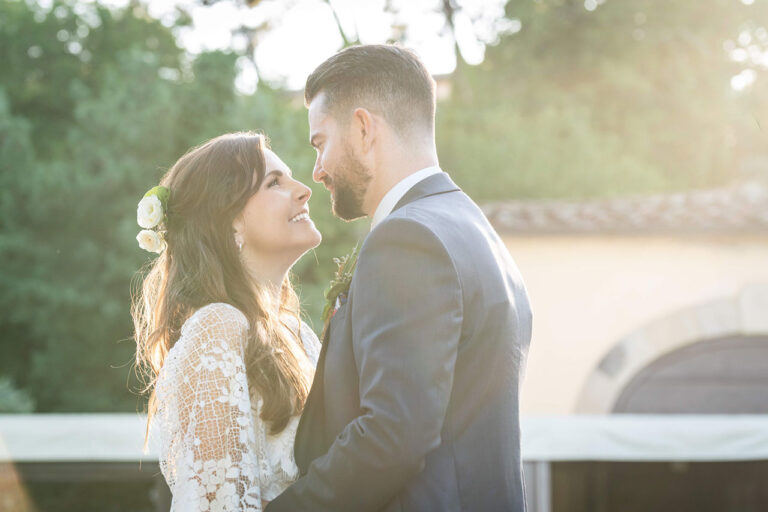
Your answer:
[153,302,320,512]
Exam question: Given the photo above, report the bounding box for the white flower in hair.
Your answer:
[137,195,164,229]
[136,229,166,254]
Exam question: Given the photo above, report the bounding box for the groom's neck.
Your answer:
[363,144,438,217]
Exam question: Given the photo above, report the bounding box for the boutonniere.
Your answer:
[321,244,360,331]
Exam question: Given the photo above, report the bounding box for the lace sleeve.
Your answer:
[155,303,263,512]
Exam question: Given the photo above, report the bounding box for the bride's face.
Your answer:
[234,148,321,264]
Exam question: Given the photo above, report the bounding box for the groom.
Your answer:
[267,45,532,511]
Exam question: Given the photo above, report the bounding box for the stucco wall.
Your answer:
[503,234,768,415]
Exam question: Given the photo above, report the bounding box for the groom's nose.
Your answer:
[312,157,328,184]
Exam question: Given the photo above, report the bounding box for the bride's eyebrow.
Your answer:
[265,169,293,179]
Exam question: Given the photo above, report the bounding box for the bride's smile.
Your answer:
[232,148,322,290]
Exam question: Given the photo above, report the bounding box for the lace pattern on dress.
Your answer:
[154,303,320,511]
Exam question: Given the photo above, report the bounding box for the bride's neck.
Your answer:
[241,255,289,315]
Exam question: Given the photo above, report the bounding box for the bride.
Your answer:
[131,132,322,511]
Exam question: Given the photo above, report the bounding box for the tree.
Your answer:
[437,0,768,200]
[0,0,242,411]
[0,0,361,412]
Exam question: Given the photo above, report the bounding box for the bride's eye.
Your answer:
[268,176,280,187]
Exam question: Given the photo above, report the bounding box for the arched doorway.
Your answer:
[613,335,768,414]
[575,284,768,414]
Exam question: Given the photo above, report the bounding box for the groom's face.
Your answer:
[308,92,371,221]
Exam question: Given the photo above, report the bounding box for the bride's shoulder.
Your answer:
[177,302,249,349]
[185,302,248,327]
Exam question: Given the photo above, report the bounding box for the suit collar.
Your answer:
[371,166,442,230]
[392,172,461,213]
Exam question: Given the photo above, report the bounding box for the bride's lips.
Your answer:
[289,208,311,223]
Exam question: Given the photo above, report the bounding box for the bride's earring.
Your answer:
[235,236,244,253]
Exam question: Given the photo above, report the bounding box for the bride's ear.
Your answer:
[232,216,245,249]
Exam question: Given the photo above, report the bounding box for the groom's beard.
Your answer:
[328,150,371,221]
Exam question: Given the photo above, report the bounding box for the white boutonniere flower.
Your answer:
[136,229,166,254]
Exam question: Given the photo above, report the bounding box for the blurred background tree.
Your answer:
[438,0,768,200]
[0,0,363,412]
[0,0,765,412]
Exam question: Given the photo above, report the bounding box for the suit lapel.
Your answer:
[294,322,331,474]
[392,172,461,213]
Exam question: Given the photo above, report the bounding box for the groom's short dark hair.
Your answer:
[305,44,436,135]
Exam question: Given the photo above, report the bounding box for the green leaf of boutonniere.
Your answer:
[321,244,360,328]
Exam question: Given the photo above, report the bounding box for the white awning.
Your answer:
[0,414,155,462]
[522,415,768,462]
[2,414,768,463]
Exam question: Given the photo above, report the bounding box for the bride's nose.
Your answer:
[294,180,312,203]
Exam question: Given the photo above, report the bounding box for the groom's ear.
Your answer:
[352,107,377,154]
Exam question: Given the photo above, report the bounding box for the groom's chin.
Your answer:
[331,198,366,222]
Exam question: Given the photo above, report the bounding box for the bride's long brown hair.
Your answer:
[132,132,310,440]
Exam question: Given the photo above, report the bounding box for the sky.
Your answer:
[42,0,762,92]
[73,0,513,92]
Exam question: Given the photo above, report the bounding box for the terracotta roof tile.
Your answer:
[483,182,768,234]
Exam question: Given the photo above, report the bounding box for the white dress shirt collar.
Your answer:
[370,166,442,230]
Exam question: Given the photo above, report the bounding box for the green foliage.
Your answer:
[0,0,192,411]
[438,0,768,201]
[0,0,358,412]
[0,376,35,413]
[321,243,360,326]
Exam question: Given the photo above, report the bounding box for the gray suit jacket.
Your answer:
[267,173,532,511]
